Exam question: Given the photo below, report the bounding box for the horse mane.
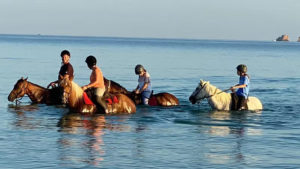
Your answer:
[111,80,128,92]
[204,82,222,96]
[71,81,84,103]
[29,81,47,90]
[104,77,129,94]
[15,78,46,90]
[203,81,231,109]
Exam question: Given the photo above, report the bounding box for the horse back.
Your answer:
[107,93,136,114]
[153,92,179,106]
[246,96,263,111]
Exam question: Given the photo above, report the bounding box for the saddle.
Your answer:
[231,93,248,110]
[105,94,119,105]
[83,90,119,105]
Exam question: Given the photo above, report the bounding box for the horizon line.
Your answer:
[0,33,274,43]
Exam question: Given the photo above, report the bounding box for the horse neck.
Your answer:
[206,84,231,110]
[205,84,222,97]
[105,78,129,94]
[26,82,48,101]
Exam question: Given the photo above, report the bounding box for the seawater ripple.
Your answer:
[1,35,300,168]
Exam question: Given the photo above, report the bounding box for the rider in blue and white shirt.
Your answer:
[230,64,250,110]
[134,64,152,105]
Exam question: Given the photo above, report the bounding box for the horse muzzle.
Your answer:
[189,96,196,104]
[8,92,16,102]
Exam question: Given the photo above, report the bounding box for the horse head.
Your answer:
[189,80,210,104]
[8,77,29,102]
[59,76,73,104]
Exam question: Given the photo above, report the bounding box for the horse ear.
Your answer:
[207,81,210,84]
[200,79,204,85]
[24,77,28,81]
[21,77,24,80]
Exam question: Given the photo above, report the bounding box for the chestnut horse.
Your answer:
[103,78,179,106]
[59,77,136,114]
[129,92,179,106]
[8,77,62,105]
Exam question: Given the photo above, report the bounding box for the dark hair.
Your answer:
[236,64,247,73]
[85,55,97,67]
[61,50,70,57]
[135,64,146,75]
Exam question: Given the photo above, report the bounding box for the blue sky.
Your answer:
[0,0,300,41]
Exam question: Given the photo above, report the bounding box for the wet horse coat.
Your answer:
[103,78,179,106]
[59,77,136,114]
[189,80,263,111]
[8,77,62,105]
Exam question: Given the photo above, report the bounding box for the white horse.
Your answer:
[189,80,263,111]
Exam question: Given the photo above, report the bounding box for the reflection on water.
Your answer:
[204,110,262,165]
[7,104,41,129]
[57,113,131,167]
[208,110,262,136]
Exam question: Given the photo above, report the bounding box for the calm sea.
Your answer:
[0,34,300,168]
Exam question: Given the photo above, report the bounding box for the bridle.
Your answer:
[11,81,29,105]
[192,83,207,102]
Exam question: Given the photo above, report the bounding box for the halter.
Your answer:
[12,81,29,105]
[192,83,207,101]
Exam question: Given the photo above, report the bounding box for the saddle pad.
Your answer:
[106,96,119,105]
[83,92,94,105]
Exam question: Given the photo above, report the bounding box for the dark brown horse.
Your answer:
[103,78,179,106]
[59,77,136,114]
[104,77,129,94]
[8,77,62,105]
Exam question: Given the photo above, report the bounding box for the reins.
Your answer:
[205,89,231,99]
[195,83,230,102]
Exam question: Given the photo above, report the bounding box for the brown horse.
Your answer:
[103,77,179,106]
[59,77,136,114]
[8,77,63,105]
[129,92,179,106]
